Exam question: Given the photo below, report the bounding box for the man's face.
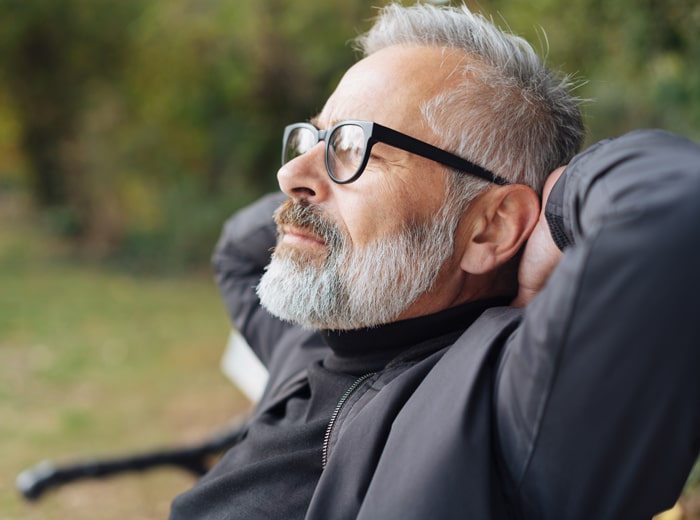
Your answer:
[257,46,480,329]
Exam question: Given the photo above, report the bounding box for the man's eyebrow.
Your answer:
[308,116,346,129]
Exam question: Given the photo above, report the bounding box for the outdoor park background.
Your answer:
[1,0,698,518]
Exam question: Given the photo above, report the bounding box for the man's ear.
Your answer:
[459,185,540,275]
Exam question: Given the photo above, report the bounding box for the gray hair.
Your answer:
[355,2,584,196]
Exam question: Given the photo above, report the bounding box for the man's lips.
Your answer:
[280,225,326,248]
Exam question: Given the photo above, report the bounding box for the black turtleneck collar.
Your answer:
[321,298,509,375]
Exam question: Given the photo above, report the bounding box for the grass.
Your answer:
[0,192,250,519]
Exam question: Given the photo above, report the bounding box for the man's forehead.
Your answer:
[316,45,470,131]
[362,46,468,96]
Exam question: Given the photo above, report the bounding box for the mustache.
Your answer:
[273,198,344,248]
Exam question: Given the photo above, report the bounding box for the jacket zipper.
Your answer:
[322,372,376,469]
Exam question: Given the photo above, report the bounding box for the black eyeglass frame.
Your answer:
[282,120,510,186]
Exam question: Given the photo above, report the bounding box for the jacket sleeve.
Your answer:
[495,130,700,518]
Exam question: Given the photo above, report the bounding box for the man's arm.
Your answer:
[497,130,700,518]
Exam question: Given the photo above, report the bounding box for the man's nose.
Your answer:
[277,142,331,202]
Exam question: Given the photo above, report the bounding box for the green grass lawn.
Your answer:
[0,194,250,519]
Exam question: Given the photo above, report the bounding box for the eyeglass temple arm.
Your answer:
[373,125,510,186]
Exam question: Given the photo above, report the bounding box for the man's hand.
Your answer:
[512,167,566,307]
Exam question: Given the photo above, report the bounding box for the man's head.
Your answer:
[257,3,584,330]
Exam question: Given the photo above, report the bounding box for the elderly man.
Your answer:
[170,3,700,519]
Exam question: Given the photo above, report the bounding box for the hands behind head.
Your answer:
[511,166,566,308]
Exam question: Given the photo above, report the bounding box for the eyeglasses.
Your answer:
[282,120,509,185]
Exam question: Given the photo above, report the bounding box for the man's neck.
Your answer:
[320,297,511,375]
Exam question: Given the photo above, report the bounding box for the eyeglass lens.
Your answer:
[284,124,367,182]
[284,126,316,165]
[327,124,365,181]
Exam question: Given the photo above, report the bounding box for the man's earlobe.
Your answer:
[459,185,540,275]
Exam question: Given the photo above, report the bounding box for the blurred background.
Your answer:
[0,0,698,518]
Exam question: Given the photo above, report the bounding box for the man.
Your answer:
[170,3,700,519]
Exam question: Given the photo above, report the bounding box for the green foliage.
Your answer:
[0,0,698,270]
[0,0,385,270]
[0,0,143,206]
[477,0,700,144]
[112,177,257,273]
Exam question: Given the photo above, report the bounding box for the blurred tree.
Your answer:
[109,0,382,268]
[0,0,143,244]
[0,0,382,261]
[0,0,697,268]
[121,0,380,196]
[476,0,700,143]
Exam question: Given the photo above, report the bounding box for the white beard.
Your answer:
[256,195,462,330]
